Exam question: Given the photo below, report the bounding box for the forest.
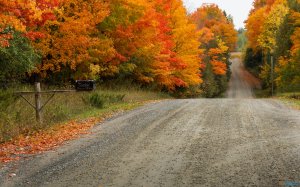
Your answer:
[0,0,238,146]
[245,0,300,93]
[0,0,237,97]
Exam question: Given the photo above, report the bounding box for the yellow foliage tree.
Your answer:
[257,1,289,51]
[245,7,268,50]
[169,0,203,86]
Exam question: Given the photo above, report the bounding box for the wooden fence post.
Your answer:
[15,80,94,123]
[34,82,42,123]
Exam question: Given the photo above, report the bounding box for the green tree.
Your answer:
[237,28,247,52]
[0,30,40,83]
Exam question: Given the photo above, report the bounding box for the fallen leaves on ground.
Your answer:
[0,100,160,164]
[0,116,107,163]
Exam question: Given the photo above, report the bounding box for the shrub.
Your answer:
[0,30,40,83]
[87,93,105,108]
[83,92,125,109]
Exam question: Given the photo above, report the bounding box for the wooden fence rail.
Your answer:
[14,82,76,123]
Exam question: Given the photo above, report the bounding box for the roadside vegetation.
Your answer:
[190,5,237,98]
[0,0,237,152]
[242,0,300,111]
[244,0,300,96]
[1,0,237,97]
[0,83,172,162]
[0,84,171,143]
[275,92,300,110]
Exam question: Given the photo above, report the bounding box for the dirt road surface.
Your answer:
[1,55,300,187]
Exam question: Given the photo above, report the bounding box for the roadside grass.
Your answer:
[275,92,300,110]
[253,88,271,98]
[0,84,171,143]
[253,89,300,110]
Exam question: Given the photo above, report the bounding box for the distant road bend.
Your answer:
[1,53,300,187]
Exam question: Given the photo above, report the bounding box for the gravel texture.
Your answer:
[0,56,300,187]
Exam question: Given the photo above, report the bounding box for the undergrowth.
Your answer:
[0,84,171,143]
[275,92,300,110]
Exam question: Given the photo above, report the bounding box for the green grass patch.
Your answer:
[0,85,171,143]
[253,89,300,110]
[253,88,271,98]
[276,92,300,99]
[275,92,300,110]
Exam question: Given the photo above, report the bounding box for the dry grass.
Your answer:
[276,92,300,110]
[0,85,171,143]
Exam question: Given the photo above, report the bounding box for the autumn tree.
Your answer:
[0,31,41,82]
[191,4,237,97]
[245,0,300,92]
[32,0,117,81]
[161,0,203,93]
[275,0,300,91]
[98,0,175,88]
[1,0,241,97]
[245,7,268,51]
[244,0,270,85]
[98,0,202,92]
[257,0,289,51]
[0,0,58,82]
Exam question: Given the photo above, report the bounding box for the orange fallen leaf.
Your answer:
[0,116,106,163]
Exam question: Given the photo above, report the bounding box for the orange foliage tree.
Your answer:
[1,0,240,96]
[0,0,59,81]
[0,0,58,47]
[98,0,202,91]
[190,4,237,97]
[32,0,117,80]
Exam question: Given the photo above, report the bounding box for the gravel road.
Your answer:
[1,56,300,187]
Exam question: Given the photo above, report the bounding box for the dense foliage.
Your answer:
[0,31,40,82]
[0,0,237,97]
[191,4,237,97]
[245,0,300,92]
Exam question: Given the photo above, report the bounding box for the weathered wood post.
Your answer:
[16,80,95,123]
[270,49,274,96]
[34,82,42,123]
[271,55,274,96]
